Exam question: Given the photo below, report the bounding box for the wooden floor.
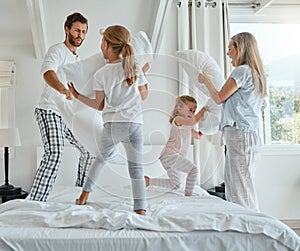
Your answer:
[281,220,300,236]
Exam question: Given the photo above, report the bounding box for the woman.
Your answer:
[198,32,267,211]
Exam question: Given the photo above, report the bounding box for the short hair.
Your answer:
[64,12,88,31]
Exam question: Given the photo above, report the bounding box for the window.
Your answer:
[0,60,15,128]
[230,24,300,145]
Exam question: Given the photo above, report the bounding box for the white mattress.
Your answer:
[0,185,299,251]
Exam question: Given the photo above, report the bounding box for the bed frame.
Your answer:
[0,145,295,251]
[36,144,194,188]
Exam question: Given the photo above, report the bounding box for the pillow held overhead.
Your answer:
[174,50,225,135]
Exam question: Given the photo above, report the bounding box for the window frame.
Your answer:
[228,4,300,155]
[0,60,16,128]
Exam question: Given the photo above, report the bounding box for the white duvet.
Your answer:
[0,186,299,251]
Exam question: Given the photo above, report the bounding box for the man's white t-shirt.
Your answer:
[37,42,78,114]
[92,62,147,124]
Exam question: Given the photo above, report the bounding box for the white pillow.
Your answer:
[174,50,225,135]
[62,53,106,98]
[131,31,153,67]
[55,53,106,157]
[56,31,152,159]
[174,50,224,90]
[62,31,153,98]
[62,30,153,98]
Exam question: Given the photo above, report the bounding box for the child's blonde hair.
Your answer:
[169,95,197,124]
[102,25,137,86]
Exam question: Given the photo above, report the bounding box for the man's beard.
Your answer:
[69,33,84,47]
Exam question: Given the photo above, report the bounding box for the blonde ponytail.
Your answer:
[122,44,137,86]
[102,25,137,86]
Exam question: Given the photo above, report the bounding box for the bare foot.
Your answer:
[135,209,146,215]
[198,131,205,140]
[75,198,86,205]
[144,176,150,187]
[75,190,89,205]
[185,191,192,196]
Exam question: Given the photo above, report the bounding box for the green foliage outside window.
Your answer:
[268,85,300,144]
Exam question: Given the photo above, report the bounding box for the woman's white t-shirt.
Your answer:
[92,62,147,124]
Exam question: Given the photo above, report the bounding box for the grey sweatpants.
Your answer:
[84,122,146,211]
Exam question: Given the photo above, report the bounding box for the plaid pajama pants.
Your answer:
[223,126,261,211]
[29,108,95,201]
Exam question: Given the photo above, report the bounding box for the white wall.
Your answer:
[255,149,300,220]
[42,0,159,58]
[0,43,42,192]
[0,0,299,220]
[0,0,179,192]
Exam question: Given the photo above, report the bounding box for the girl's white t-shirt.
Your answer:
[92,62,147,124]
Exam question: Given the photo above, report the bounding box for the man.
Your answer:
[29,12,94,201]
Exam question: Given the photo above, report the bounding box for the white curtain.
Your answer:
[177,0,191,95]
[177,0,231,189]
[150,0,173,55]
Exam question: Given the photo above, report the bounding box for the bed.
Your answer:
[0,146,299,251]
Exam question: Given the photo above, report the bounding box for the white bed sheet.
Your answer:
[0,185,299,251]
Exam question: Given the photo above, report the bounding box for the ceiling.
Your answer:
[0,0,299,58]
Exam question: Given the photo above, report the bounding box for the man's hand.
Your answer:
[59,87,72,100]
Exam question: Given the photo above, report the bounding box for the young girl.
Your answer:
[68,25,148,215]
[145,95,207,196]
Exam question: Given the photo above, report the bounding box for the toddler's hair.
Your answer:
[102,25,137,86]
[169,95,197,124]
